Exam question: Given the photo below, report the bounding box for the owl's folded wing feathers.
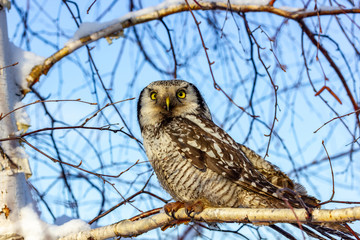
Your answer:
[166,116,318,208]
[239,144,319,206]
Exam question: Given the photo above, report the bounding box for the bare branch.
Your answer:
[26,2,360,89]
[59,206,360,240]
[298,19,360,125]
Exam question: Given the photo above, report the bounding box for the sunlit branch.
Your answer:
[26,2,360,89]
[59,206,360,240]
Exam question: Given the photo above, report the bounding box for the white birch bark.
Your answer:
[0,1,34,238]
[59,206,360,240]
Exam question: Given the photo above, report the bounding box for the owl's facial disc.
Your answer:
[137,80,212,130]
[151,87,185,114]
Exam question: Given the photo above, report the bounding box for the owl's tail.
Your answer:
[293,222,359,240]
[281,190,359,239]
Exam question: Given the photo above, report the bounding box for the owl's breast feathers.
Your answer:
[144,114,319,209]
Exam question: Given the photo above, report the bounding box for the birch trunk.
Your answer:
[0,2,34,238]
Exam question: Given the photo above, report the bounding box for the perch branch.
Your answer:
[59,206,360,240]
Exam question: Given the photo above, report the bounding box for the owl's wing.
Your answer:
[239,144,296,190]
[167,116,318,207]
[239,144,319,206]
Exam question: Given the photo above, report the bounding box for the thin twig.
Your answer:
[159,18,177,79]
[185,0,257,118]
[184,0,217,88]
[314,109,360,133]
[0,62,18,71]
[81,98,135,126]
[318,140,335,206]
[0,99,96,121]
[87,0,98,14]
[245,20,279,158]
[298,19,360,126]
[88,173,168,224]
[20,138,137,205]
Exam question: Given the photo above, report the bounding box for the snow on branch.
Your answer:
[25,0,360,92]
[59,206,360,240]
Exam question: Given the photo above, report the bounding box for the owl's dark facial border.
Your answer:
[137,87,147,129]
[188,82,210,118]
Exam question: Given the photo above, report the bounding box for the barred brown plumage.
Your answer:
[137,80,357,239]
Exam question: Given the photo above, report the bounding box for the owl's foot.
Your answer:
[164,200,206,218]
[161,200,207,231]
[164,201,185,219]
[184,200,206,217]
[162,201,190,231]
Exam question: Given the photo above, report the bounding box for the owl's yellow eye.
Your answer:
[177,90,186,99]
[150,92,157,100]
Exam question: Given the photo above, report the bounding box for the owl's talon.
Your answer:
[184,200,206,217]
[163,201,184,219]
[184,208,193,218]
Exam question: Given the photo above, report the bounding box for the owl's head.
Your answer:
[137,80,212,130]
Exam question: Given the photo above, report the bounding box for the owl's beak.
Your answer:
[165,97,170,111]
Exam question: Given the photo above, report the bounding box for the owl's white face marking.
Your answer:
[137,80,211,131]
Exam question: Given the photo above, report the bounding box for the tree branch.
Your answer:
[26,1,360,90]
[298,19,360,125]
[59,206,360,240]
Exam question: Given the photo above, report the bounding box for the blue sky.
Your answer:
[6,0,360,238]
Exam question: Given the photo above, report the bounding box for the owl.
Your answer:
[137,80,355,239]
